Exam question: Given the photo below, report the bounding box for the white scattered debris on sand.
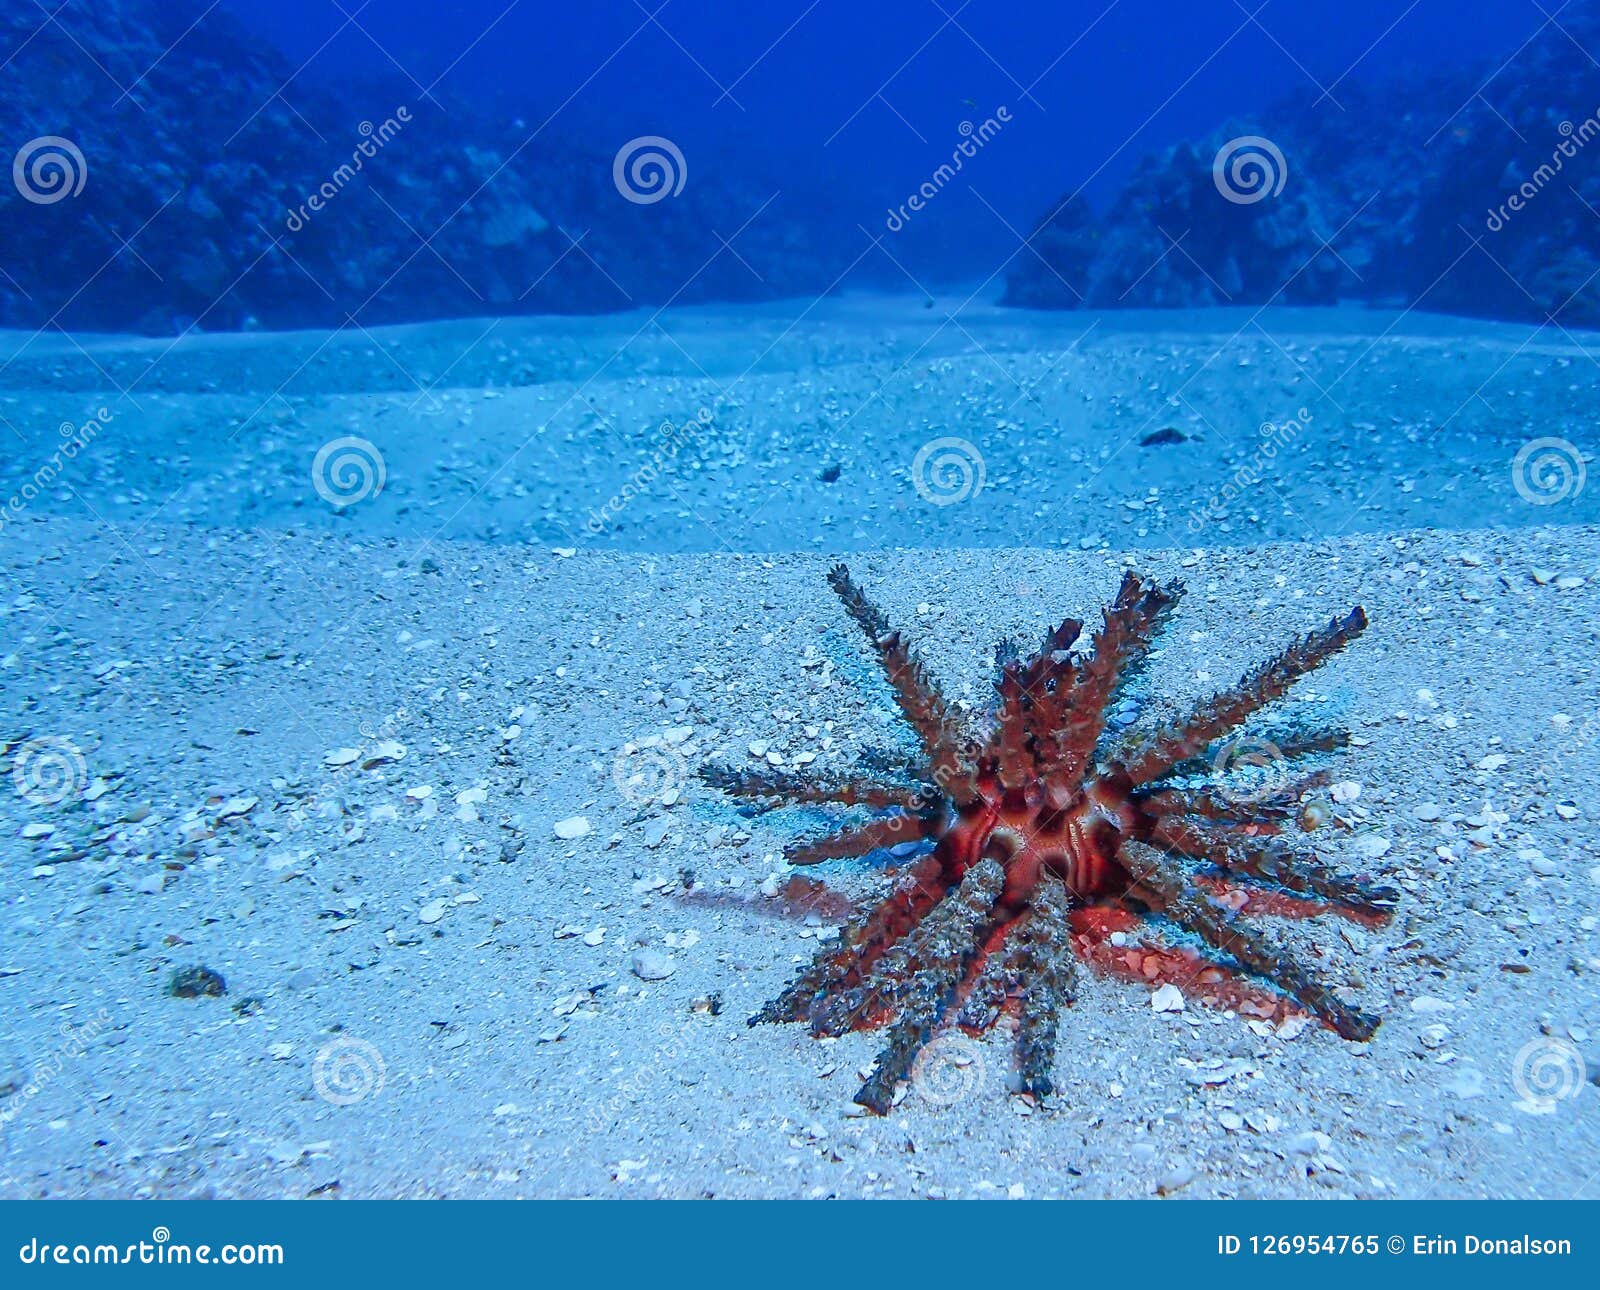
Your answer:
[0,299,1595,1198]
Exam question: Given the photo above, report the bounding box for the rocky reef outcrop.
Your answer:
[1004,8,1600,327]
[0,1,836,333]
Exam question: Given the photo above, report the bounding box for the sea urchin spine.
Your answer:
[708,564,1396,1113]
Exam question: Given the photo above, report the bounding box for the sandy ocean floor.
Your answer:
[0,296,1596,1198]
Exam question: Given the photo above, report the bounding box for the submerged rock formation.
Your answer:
[0,1,837,333]
[1004,9,1600,327]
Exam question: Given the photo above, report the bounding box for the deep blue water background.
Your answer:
[221,0,1541,282]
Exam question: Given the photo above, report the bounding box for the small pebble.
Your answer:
[1150,983,1185,1013]
[631,949,675,981]
[1410,995,1455,1013]
[1156,1161,1195,1195]
[362,740,405,768]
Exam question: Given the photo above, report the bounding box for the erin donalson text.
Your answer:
[1218,1234,1572,1256]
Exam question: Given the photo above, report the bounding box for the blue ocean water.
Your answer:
[4,1,1589,331]
[1,0,1592,550]
[220,0,1541,286]
[2,0,1599,1209]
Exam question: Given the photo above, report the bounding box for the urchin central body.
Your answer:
[706,564,1395,1114]
[942,772,1138,914]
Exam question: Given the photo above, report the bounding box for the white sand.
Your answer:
[2,295,1596,551]
[0,297,1596,1198]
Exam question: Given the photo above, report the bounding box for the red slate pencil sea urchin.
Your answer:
[705,565,1397,1114]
